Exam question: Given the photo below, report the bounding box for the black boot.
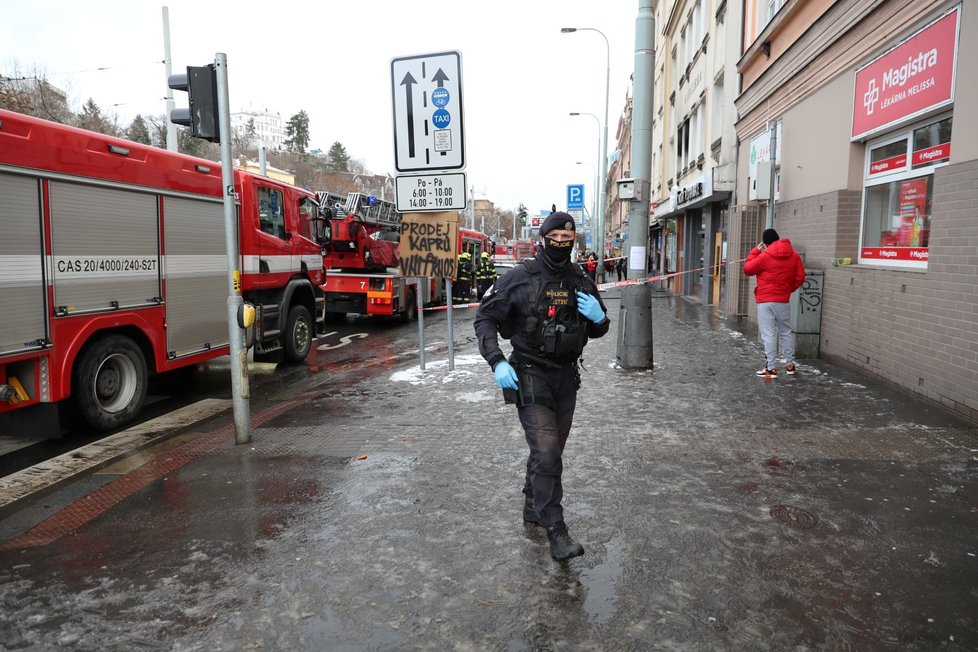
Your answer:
[523,492,545,527]
[545,521,584,560]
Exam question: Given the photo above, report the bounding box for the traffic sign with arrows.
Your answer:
[391,51,465,173]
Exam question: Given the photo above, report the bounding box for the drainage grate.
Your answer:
[770,504,818,529]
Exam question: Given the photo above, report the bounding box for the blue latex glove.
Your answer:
[493,360,519,390]
[576,291,606,324]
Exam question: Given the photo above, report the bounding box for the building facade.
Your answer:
[650,0,741,306]
[730,0,977,420]
[230,109,286,151]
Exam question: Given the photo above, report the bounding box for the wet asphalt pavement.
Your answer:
[1,289,976,650]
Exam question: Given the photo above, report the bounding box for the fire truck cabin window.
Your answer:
[258,187,286,239]
[298,197,318,241]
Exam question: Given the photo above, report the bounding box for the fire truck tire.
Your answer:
[284,304,313,363]
[73,335,148,432]
[401,289,418,322]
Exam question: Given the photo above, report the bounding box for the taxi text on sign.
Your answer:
[398,212,459,279]
[391,51,465,172]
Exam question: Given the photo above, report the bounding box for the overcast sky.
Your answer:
[1,0,640,217]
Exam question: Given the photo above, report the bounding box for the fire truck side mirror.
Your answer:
[168,65,220,143]
[314,215,332,246]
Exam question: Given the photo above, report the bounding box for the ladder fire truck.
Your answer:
[493,239,537,265]
[317,191,493,319]
[0,109,330,431]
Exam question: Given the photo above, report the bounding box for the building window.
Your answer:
[689,107,699,162]
[712,79,724,140]
[677,119,690,173]
[858,115,952,268]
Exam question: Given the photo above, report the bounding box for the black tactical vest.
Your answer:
[518,259,589,361]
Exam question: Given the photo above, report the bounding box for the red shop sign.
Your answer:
[912,142,951,166]
[861,247,929,262]
[852,8,959,140]
[868,153,907,175]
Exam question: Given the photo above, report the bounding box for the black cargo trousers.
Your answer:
[504,354,579,527]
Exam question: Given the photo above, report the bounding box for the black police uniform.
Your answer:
[474,250,610,529]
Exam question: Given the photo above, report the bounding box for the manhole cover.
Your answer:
[770,504,818,529]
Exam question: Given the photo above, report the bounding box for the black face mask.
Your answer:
[543,236,574,265]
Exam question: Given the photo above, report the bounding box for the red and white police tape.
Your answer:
[595,256,747,292]
[420,256,749,311]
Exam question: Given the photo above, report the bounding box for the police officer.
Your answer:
[475,251,497,300]
[474,212,610,561]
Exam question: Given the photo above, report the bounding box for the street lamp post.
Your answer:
[569,111,600,245]
[562,26,610,283]
[574,160,596,241]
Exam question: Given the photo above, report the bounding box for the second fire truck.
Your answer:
[317,191,492,319]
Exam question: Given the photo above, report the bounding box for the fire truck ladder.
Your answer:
[344,192,401,228]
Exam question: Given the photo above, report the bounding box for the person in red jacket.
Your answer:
[743,228,806,378]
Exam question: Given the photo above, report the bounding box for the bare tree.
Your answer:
[0,63,72,123]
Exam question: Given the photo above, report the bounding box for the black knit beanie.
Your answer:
[762,228,780,245]
[539,212,576,238]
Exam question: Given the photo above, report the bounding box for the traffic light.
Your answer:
[168,65,219,143]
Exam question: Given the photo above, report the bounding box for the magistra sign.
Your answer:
[851,7,959,141]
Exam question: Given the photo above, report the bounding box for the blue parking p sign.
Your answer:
[567,184,585,211]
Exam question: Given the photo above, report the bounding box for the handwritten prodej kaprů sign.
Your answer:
[399,211,458,279]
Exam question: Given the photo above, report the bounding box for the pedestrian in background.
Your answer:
[585,253,597,283]
[474,212,610,561]
[616,256,626,282]
[743,228,806,378]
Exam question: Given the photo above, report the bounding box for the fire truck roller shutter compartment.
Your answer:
[49,182,161,314]
[162,196,229,357]
[0,172,47,356]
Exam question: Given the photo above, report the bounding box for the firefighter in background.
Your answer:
[454,250,473,301]
[476,251,497,300]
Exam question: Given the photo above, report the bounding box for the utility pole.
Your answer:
[767,121,778,229]
[214,54,252,444]
[617,0,655,369]
[468,185,475,229]
[161,7,177,152]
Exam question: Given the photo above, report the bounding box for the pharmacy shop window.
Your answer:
[858,114,952,269]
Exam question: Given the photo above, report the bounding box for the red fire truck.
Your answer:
[0,110,329,431]
[493,239,537,265]
[318,191,492,318]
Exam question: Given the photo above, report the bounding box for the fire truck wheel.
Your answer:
[401,289,418,322]
[73,335,148,432]
[284,304,313,363]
